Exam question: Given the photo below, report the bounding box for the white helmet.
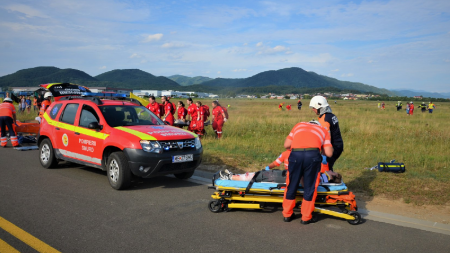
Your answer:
[309,120,321,126]
[410,101,413,104]
[309,96,329,109]
[44,92,53,99]
[3,97,12,102]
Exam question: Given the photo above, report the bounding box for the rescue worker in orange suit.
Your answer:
[278,103,283,110]
[195,101,205,137]
[283,120,333,224]
[161,96,174,126]
[146,96,160,118]
[286,104,292,111]
[211,101,227,139]
[310,96,344,171]
[37,92,53,123]
[177,101,187,122]
[0,98,20,147]
[186,98,197,132]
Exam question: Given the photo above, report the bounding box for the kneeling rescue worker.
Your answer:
[283,120,333,224]
[0,98,20,147]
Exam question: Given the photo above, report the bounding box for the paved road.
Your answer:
[0,147,449,252]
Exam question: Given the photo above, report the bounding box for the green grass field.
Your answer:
[14,99,450,205]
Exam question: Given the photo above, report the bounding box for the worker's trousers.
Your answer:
[0,116,18,147]
[282,150,321,221]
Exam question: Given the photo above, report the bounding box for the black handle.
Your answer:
[75,132,80,135]
[55,127,60,130]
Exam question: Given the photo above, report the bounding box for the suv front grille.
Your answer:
[159,139,196,152]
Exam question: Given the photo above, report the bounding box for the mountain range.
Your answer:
[0,66,398,96]
[391,89,450,99]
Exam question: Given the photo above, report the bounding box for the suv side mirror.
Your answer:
[88,122,102,130]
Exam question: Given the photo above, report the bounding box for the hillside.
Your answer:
[201,67,396,96]
[95,69,180,90]
[392,89,450,99]
[0,67,97,87]
[167,75,212,86]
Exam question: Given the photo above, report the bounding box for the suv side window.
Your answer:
[60,104,79,125]
[49,103,63,120]
[79,105,100,128]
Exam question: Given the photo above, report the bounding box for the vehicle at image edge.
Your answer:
[37,96,203,190]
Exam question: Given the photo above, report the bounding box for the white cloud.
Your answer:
[243,43,248,46]
[256,42,263,47]
[331,69,339,72]
[444,59,450,63]
[4,4,49,18]
[232,69,249,72]
[217,71,221,74]
[129,53,139,58]
[143,33,163,42]
[341,73,354,77]
[257,45,290,55]
[99,66,106,69]
[161,42,186,48]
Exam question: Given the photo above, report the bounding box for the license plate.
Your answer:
[172,154,193,163]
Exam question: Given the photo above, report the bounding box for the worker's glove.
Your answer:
[224,118,227,122]
[265,166,270,171]
[322,155,328,164]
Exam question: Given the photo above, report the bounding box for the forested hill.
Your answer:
[167,75,212,86]
[94,69,180,90]
[0,67,97,87]
[200,67,396,96]
[0,67,180,90]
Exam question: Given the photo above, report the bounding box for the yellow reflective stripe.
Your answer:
[114,127,157,140]
[43,113,109,140]
[75,127,109,140]
[177,127,198,138]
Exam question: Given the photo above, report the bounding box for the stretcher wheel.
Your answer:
[347,211,361,225]
[208,200,222,213]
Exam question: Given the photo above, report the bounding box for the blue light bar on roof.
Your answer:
[81,92,126,98]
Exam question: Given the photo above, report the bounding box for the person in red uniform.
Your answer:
[146,96,160,117]
[177,101,188,121]
[195,101,205,137]
[161,96,174,125]
[409,102,414,115]
[0,98,20,147]
[211,101,227,139]
[186,98,197,132]
[278,103,283,110]
[37,92,53,123]
[283,120,333,224]
[286,104,292,111]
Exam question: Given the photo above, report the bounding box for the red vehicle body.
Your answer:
[37,96,203,190]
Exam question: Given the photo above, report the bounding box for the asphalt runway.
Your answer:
[0,147,449,252]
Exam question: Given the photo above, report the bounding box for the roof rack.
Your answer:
[110,97,143,106]
[58,96,103,105]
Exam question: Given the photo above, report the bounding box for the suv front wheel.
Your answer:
[106,151,132,190]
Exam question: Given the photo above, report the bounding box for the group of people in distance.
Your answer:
[220,95,344,225]
[146,96,228,139]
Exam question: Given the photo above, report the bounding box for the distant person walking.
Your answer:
[406,102,410,115]
[186,98,197,132]
[161,96,174,126]
[26,96,31,114]
[378,102,381,109]
[20,96,26,114]
[33,96,38,112]
[278,103,284,111]
[211,101,227,139]
[177,101,187,121]
[297,100,303,110]
[286,104,292,111]
[381,102,385,110]
[409,102,414,115]
[428,102,436,113]
[419,102,427,113]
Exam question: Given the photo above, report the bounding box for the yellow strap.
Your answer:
[114,126,157,140]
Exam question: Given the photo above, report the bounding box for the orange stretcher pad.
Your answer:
[5,121,40,134]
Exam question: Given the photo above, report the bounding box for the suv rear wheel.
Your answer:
[39,138,58,169]
[106,151,132,190]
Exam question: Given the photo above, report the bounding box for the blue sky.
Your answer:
[0,0,449,92]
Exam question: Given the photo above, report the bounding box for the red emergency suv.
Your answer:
[38,96,203,190]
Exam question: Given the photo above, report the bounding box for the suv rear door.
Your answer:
[56,103,79,159]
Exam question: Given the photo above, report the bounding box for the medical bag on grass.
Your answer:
[377,162,405,173]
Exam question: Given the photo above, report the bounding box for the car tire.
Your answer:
[174,170,195,180]
[39,138,58,169]
[106,152,132,190]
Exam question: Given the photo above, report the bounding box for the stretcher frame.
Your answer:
[208,171,362,225]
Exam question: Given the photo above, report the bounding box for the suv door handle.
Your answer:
[55,127,60,130]
[75,132,80,135]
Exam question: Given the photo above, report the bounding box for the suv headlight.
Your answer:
[140,140,162,154]
[195,137,202,150]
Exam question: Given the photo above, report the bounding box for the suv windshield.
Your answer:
[99,105,164,127]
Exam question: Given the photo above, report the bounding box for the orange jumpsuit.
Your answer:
[212,106,225,139]
[0,102,19,147]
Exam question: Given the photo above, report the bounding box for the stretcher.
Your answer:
[5,120,40,134]
[208,171,362,225]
